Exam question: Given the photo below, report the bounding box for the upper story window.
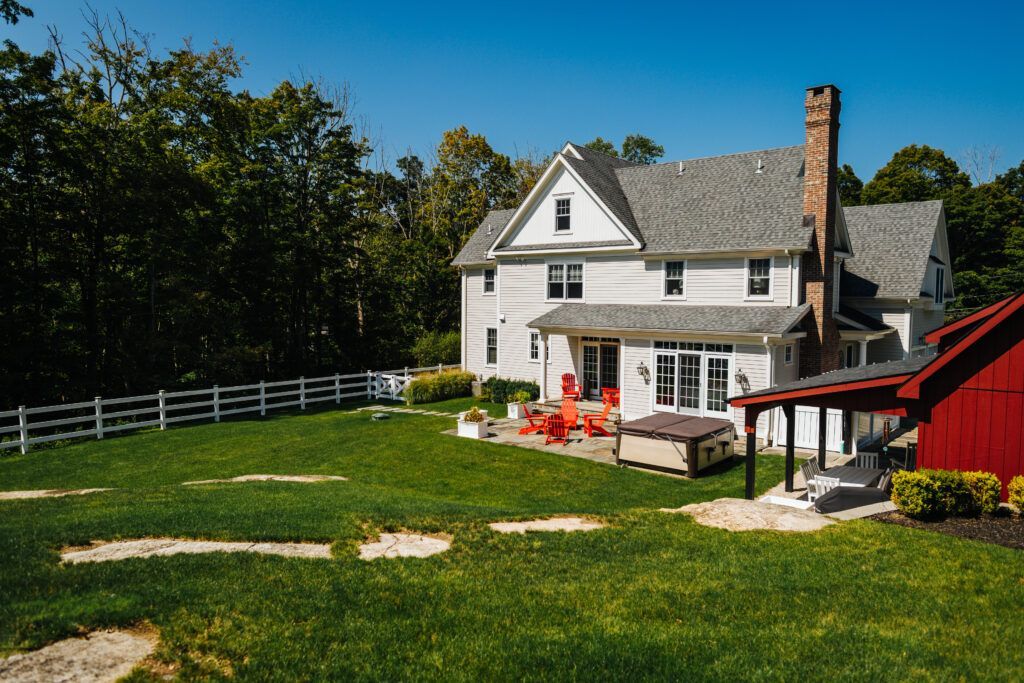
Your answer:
[547,262,583,300]
[555,197,571,232]
[934,267,945,304]
[784,344,793,365]
[746,257,772,299]
[482,268,495,294]
[664,260,686,298]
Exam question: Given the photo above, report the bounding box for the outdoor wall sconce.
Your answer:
[735,370,750,393]
[636,361,651,385]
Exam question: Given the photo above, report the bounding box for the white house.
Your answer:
[452,85,953,451]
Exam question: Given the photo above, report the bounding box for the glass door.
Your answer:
[677,353,702,415]
[598,344,618,398]
[582,344,599,398]
[704,355,731,417]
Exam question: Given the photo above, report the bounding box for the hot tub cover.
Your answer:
[617,413,733,440]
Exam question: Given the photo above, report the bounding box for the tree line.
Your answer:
[2,5,1021,406]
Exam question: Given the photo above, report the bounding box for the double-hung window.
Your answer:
[934,267,945,304]
[746,257,772,298]
[529,331,549,363]
[664,260,686,298]
[547,262,583,300]
[555,197,571,232]
[485,328,497,366]
[784,344,793,365]
[482,268,495,294]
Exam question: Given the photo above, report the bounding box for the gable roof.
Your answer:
[616,145,810,254]
[840,200,944,300]
[451,208,515,266]
[562,144,643,245]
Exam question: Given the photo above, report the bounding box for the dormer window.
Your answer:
[934,267,945,304]
[555,197,571,232]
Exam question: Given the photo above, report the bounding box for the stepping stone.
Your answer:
[661,497,835,532]
[0,630,155,683]
[358,533,450,560]
[61,538,333,564]
[182,474,347,486]
[0,488,112,501]
[489,517,605,534]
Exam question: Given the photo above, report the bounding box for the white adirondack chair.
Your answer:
[808,475,841,502]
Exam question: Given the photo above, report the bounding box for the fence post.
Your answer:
[299,376,306,410]
[366,371,372,400]
[94,397,104,440]
[213,385,220,422]
[259,381,266,416]
[18,405,28,454]
[334,373,340,404]
[158,391,167,430]
[376,371,382,399]
[404,366,409,380]
[438,363,443,374]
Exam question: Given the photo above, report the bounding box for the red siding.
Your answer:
[918,312,1024,499]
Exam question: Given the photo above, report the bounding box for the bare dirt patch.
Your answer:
[0,488,112,501]
[182,474,347,485]
[358,533,451,560]
[60,538,333,564]
[661,497,835,532]
[489,516,605,534]
[873,510,1024,550]
[0,628,156,683]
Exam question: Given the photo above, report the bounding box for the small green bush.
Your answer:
[963,471,1002,515]
[1009,475,1024,513]
[462,407,485,423]
[404,369,475,405]
[482,377,540,404]
[509,390,532,404]
[928,469,975,517]
[891,470,942,520]
[410,330,460,366]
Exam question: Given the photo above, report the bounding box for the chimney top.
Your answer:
[806,84,841,97]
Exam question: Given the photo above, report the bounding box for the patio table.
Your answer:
[821,465,885,487]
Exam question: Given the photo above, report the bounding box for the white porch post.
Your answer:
[859,340,868,366]
[851,340,869,456]
[539,333,548,401]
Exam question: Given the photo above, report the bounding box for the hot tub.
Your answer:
[614,413,735,477]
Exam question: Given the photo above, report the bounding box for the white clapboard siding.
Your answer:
[464,267,498,378]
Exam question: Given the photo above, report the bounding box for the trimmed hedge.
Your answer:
[482,377,540,404]
[404,369,476,405]
[1009,475,1024,513]
[892,468,1004,520]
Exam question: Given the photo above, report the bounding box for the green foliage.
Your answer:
[462,406,486,423]
[962,471,1003,515]
[403,369,475,405]
[482,376,540,404]
[410,331,460,366]
[621,134,665,165]
[893,468,1002,519]
[0,0,32,24]
[509,390,532,404]
[1008,475,1024,512]
[891,470,941,520]
[927,469,975,517]
[862,144,970,205]
[584,137,618,157]
[837,163,862,206]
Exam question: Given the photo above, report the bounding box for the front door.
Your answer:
[582,341,619,399]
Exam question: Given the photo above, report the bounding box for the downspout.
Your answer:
[763,335,776,445]
[460,268,467,369]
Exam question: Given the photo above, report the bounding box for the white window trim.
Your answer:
[528,330,551,364]
[784,344,793,365]
[485,327,498,367]
[744,256,774,301]
[553,194,573,235]
[934,267,945,304]
[482,267,496,296]
[661,259,687,300]
[648,340,735,420]
[544,259,585,303]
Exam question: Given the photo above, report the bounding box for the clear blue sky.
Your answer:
[7,1,1023,180]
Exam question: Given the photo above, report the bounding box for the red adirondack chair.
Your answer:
[601,387,620,407]
[560,397,579,430]
[561,373,581,400]
[517,403,548,436]
[544,413,568,446]
[583,401,613,438]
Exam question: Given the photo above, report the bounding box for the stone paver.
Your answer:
[0,630,155,683]
[358,533,450,560]
[662,497,835,532]
[61,538,333,564]
[0,488,112,501]
[182,474,347,486]
[489,517,605,534]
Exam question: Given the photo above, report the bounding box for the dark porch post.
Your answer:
[783,404,796,492]
[817,406,827,470]
[745,431,757,500]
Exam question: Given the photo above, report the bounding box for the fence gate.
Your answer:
[375,373,412,401]
[775,406,844,452]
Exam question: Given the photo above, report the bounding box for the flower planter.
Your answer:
[457,418,490,439]
[507,403,527,420]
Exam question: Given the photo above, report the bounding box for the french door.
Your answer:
[582,340,619,399]
[653,344,732,419]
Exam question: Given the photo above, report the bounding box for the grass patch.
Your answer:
[1,401,1021,680]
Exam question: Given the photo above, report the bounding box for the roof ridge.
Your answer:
[843,199,944,211]
[622,144,805,171]
[567,142,640,167]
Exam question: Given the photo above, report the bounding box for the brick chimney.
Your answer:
[799,84,842,377]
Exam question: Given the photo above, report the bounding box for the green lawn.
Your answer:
[1,400,1021,681]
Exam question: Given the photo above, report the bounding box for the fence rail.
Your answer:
[1,364,460,454]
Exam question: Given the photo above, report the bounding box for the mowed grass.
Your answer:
[1,400,1022,681]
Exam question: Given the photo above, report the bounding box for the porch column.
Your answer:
[539,333,548,401]
[817,406,828,469]
[859,340,868,366]
[783,404,796,493]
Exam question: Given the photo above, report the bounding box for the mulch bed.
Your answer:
[872,510,1024,550]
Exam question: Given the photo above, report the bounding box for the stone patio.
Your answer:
[442,416,619,465]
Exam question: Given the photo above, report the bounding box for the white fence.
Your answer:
[0,364,459,454]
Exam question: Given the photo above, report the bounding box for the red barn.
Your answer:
[731,292,1024,500]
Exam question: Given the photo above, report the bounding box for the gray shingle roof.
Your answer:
[837,304,892,332]
[563,145,643,244]
[841,200,943,299]
[528,303,811,336]
[451,208,515,265]
[733,355,933,401]
[616,145,810,253]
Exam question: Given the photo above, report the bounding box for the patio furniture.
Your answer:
[561,373,581,400]
[814,467,895,514]
[890,442,917,470]
[799,460,819,492]
[544,414,568,446]
[855,452,879,468]
[614,413,734,478]
[517,404,547,436]
[820,465,885,487]
[808,475,840,502]
[601,387,620,407]
[560,397,580,430]
[583,402,613,438]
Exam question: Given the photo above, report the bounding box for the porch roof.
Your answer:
[527,303,811,337]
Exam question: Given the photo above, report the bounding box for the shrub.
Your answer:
[482,377,540,404]
[962,471,1002,515]
[410,330,460,366]
[462,407,485,423]
[404,369,475,405]
[1009,475,1024,513]
[891,470,942,520]
[927,469,975,517]
[510,390,532,404]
